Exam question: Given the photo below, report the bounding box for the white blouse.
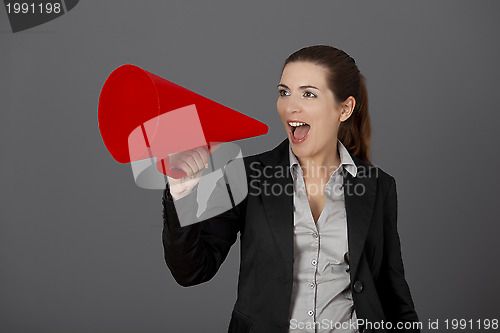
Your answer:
[288,139,359,333]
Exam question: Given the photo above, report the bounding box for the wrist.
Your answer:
[167,182,199,201]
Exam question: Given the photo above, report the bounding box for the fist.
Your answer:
[166,144,220,200]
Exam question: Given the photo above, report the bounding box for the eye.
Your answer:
[303,91,317,98]
[278,89,290,97]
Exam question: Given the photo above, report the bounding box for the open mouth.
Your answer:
[288,121,311,143]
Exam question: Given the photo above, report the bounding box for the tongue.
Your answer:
[293,124,310,140]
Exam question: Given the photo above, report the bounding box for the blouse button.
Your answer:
[308,310,314,316]
[311,259,317,266]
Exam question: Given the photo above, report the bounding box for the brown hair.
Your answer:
[281,45,372,164]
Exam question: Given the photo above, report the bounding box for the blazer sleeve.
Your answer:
[377,175,420,332]
[161,175,245,287]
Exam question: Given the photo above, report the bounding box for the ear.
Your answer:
[339,96,356,122]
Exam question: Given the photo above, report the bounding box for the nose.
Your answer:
[280,94,303,115]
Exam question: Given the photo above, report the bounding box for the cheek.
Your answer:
[320,106,339,124]
[329,104,342,121]
[276,102,286,119]
[315,121,330,137]
[312,108,337,135]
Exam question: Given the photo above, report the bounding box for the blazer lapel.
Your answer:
[256,139,377,278]
[343,157,377,277]
[257,139,294,276]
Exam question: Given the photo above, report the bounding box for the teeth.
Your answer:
[288,121,308,127]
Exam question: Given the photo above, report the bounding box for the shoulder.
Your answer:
[351,155,396,195]
[241,138,288,168]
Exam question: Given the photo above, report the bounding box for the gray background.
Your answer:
[1,0,499,332]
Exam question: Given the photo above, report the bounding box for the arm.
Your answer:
[377,176,420,332]
[162,176,244,287]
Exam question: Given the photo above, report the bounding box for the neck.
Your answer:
[297,140,341,180]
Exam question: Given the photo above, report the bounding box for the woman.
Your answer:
[162,45,420,333]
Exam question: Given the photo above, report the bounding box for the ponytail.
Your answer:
[338,74,371,164]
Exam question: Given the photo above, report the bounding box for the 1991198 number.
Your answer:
[444,319,499,330]
[6,2,62,14]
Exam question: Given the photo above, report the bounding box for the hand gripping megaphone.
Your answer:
[97,64,268,189]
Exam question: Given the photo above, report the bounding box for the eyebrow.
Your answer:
[277,83,320,91]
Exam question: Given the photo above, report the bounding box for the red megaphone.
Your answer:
[97,64,268,178]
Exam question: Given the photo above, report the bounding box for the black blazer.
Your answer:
[162,138,419,333]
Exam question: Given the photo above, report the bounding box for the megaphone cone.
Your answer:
[98,64,268,178]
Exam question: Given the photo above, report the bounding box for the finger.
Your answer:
[191,169,204,179]
[188,147,208,170]
[170,153,196,177]
[173,159,195,178]
[194,146,209,166]
[181,153,202,176]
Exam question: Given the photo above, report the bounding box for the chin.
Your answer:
[289,139,314,157]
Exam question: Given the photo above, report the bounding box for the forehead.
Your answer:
[280,61,329,88]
